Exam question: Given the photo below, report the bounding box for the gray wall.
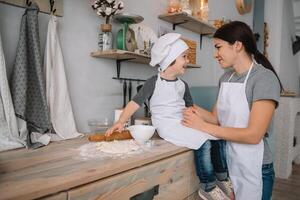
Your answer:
[0,0,253,133]
[265,0,300,94]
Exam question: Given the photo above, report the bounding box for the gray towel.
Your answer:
[10,3,51,147]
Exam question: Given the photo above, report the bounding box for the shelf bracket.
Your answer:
[172,20,189,30]
[116,58,135,78]
[199,34,210,50]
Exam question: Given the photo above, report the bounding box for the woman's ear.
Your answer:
[234,41,244,52]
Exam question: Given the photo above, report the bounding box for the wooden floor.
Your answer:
[186,164,300,200]
[272,164,300,200]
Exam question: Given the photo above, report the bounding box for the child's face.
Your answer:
[169,50,189,75]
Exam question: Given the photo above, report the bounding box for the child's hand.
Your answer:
[105,121,124,136]
[185,106,202,118]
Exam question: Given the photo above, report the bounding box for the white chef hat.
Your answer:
[149,33,188,71]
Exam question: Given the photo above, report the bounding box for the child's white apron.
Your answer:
[150,75,216,150]
[216,63,264,200]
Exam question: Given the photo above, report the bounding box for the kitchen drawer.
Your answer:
[68,151,199,200]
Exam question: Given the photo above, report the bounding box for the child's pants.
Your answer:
[194,140,228,192]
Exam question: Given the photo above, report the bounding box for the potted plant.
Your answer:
[92,0,124,50]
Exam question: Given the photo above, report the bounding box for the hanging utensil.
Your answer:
[136,84,150,117]
[128,81,132,102]
[123,81,127,108]
[136,84,143,92]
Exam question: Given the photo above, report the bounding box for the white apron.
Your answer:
[150,75,216,150]
[45,16,82,139]
[0,32,24,151]
[217,63,264,200]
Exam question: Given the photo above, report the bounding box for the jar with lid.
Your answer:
[167,0,181,13]
[190,0,209,21]
[180,0,192,15]
[98,24,113,51]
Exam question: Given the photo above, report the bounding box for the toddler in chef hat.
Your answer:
[106,33,232,199]
[149,32,189,71]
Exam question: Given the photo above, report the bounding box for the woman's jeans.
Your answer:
[262,163,275,200]
[194,140,228,192]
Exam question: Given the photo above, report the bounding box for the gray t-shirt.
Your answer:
[132,75,194,107]
[219,64,281,164]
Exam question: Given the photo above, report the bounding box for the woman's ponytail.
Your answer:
[253,50,283,91]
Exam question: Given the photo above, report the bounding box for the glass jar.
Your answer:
[180,0,192,15]
[98,24,113,51]
[200,0,209,21]
[190,0,209,21]
[167,0,181,13]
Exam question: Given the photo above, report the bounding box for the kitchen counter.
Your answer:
[0,137,199,200]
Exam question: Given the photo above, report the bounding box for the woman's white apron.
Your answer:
[217,63,263,200]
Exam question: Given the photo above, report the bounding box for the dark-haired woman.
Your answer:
[182,21,282,200]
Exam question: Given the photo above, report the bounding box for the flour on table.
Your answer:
[96,140,141,154]
[77,139,154,160]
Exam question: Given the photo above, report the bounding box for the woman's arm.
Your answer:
[182,100,276,144]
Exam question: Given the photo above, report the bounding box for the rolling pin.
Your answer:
[88,130,132,142]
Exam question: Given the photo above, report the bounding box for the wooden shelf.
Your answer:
[91,49,201,68]
[158,12,216,35]
[91,49,150,64]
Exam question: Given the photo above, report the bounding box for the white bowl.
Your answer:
[127,125,155,144]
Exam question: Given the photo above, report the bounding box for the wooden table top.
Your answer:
[0,137,189,200]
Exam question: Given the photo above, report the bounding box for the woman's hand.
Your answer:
[191,104,202,114]
[182,107,208,132]
[105,121,124,136]
[190,104,219,125]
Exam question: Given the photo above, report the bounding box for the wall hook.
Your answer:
[49,0,56,14]
[26,0,32,6]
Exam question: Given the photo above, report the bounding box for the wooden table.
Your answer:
[0,137,199,200]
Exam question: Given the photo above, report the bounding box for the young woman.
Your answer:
[182,21,282,200]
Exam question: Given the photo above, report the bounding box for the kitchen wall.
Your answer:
[0,0,253,132]
[294,0,300,89]
[265,0,300,94]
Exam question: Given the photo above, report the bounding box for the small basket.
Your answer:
[181,37,197,64]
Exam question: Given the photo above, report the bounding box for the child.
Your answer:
[106,33,232,199]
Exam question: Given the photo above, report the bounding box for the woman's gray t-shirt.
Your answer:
[219,64,281,164]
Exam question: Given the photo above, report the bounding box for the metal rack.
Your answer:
[0,0,63,16]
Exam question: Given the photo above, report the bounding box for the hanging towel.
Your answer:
[44,15,82,139]
[0,32,25,151]
[10,3,52,147]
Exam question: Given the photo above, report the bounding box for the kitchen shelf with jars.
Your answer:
[160,0,217,49]
[158,12,216,35]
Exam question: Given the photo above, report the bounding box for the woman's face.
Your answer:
[213,38,237,69]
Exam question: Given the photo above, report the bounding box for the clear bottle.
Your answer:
[200,0,209,21]
[180,0,192,15]
[167,0,181,13]
[99,24,113,51]
[190,0,209,21]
